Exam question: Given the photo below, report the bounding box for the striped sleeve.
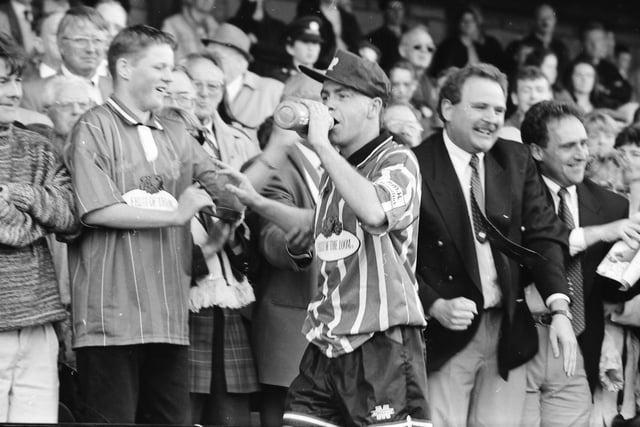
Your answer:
[370,147,421,233]
[65,112,125,220]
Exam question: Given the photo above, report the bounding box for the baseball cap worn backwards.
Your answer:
[300,50,390,102]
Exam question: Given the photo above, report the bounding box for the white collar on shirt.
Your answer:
[542,175,578,212]
[61,63,101,87]
[442,129,485,179]
[39,62,57,79]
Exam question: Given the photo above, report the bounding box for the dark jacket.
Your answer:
[413,132,570,378]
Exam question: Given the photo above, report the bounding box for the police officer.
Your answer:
[270,16,324,82]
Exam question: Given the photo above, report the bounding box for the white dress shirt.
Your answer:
[61,64,103,104]
[443,131,502,308]
[541,176,587,256]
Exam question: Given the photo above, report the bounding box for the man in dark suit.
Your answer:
[520,100,640,426]
[413,63,577,426]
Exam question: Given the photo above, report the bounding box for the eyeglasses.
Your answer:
[62,36,108,49]
[412,44,435,53]
[54,100,94,112]
[192,81,224,93]
[163,93,195,109]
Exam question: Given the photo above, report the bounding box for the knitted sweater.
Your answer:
[0,124,78,331]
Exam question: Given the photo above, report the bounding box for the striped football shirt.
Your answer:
[303,133,426,358]
[66,96,223,348]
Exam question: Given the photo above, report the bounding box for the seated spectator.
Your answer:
[499,66,552,142]
[615,43,632,81]
[616,125,640,212]
[41,74,94,149]
[565,58,603,114]
[430,5,503,78]
[95,0,126,41]
[575,22,631,109]
[164,68,196,112]
[357,40,381,64]
[296,0,362,68]
[584,110,624,193]
[269,15,323,83]
[366,0,407,72]
[203,23,283,146]
[585,109,619,158]
[229,0,287,77]
[0,32,78,423]
[524,47,573,104]
[398,25,438,123]
[388,59,437,137]
[26,11,65,80]
[22,6,112,112]
[161,0,218,61]
[181,54,259,170]
[389,60,416,105]
[506,3,569,78]
[383,103,423,147]
[0,0,37,55]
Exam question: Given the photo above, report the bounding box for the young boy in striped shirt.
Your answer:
[65,26,224,423]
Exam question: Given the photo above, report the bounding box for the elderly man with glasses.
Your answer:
[22,6,112,113]
[42,75,95,149]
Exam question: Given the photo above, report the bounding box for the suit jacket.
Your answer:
[413,132,570,378]
[252,144,319,387]
[568,180,631,390]
[21,72,113,113]
[226,71,283,145]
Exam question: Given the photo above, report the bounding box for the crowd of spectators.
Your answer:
[4,0,640,426]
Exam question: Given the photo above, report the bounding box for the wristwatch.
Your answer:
[550,309,573,320]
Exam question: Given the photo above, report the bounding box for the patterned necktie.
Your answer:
[557,188,586,336]
[202,126,221,160]
[470,154,488,243]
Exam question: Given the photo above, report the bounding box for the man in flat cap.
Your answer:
[203,23,283,146]
[281,49,430,427]
[270,15,324,83]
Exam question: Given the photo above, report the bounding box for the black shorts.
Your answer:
[283,326,431,427]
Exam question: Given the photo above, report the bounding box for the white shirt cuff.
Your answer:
[569,227,586,256]
[546,293,570,307]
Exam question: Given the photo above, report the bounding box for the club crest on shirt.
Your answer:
[316,216,360,262]
[122,175,178,211]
